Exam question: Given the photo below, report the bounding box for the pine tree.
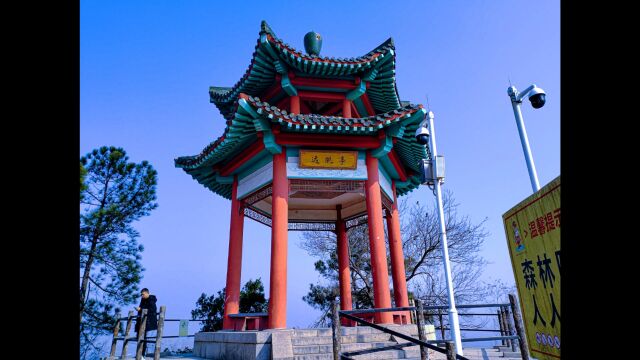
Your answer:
[191,278,268,332]
[79,146,158,358]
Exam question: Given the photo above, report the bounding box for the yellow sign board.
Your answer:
[299,150,358,170]
[503,176,560,360]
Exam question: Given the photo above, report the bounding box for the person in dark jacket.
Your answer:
[135,288,158,358]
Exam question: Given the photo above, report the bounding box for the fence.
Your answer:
[331,293,530,360]
[106,306,209,360]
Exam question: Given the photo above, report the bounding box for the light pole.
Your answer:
[416,111,464,355]
[507,84,547,193]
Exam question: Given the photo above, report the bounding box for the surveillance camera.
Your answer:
[528,86,546,109]
[415,126,430,145]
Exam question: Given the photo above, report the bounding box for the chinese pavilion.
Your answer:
[175,21,430,331]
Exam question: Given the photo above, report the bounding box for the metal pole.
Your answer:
[426,111,463,355]
[508,86,540,193]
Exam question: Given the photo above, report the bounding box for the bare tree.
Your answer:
[299,190,504,328]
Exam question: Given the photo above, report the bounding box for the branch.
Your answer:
[88,276,120,296]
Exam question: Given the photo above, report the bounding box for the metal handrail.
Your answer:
[331,296,531,360]
[337,309,470,360]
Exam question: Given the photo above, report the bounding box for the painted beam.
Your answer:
[219,140,265,176]
[299,99,311,114]
[275,96,290,110]
[255,118,282,154]
[371,134,393,158]
[360,93,377,115]
[346,80,368,101]
[353,97,369,117]
[280,71,298,96]
[215,174,234,184]
[387,148,408,182]
[238,95,282,154]
[290,77,357,90]
[322,101,345,116]
[276,133,380,149]
[262,82,283,103]
[298,90,345,102]
[350,102,361,118]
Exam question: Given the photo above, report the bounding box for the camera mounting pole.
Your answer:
[425,111,464,356]
[508,85,541,192]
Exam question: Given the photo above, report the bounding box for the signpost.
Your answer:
[503,175,560,360]
[179,320,189,337]
[299,149,358,170]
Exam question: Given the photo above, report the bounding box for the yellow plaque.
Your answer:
[503,176,560,360]
[299,150,358,170]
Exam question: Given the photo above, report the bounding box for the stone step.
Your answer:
[294,354,333,360]
[293,328,333,337]
[348,349,408,359]
[495,345,520,352]
[292,336,333,346]
[352,333,393,343]
[501,351,522,357]
[293,341,398,355]
[292,332,393,346]
[292,325,418,338]
[403,348,522,360]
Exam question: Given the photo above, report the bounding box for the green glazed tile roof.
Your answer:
[210,21,401,120]
[175,95,430,199]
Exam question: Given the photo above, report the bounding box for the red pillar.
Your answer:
[336,205,353,312]
[365,152,393,324]
[268,150,289,329]
[222,176,245,330]
[342,99,352,118]
[290,95,300,114]
[386,181,410,322]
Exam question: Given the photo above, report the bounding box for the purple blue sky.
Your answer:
[81,0,559,328]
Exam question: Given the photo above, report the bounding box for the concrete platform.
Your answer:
[192,325,420,360]
[189,325,523,360]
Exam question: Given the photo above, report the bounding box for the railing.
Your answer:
[107,306,210,360]
[330,293,530,360]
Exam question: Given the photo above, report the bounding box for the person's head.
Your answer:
[141,288,150,299]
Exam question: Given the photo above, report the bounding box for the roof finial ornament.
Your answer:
[304,31,322,56]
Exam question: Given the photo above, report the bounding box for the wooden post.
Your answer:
[445,341,456,360]
[331,301,341,360]
[415,299,428,360]
[497,309,506,346]
[509,294,531,360]
[409,299,416,324]
[135,309,148,360]
[503,305,517,352]
[154,306,166,360]
[110,311,122,358]
[438,309,445,340]
[120,311,134,359]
